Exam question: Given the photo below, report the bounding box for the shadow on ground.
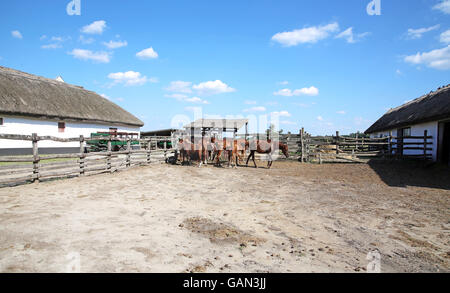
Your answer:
[367,159,450,190]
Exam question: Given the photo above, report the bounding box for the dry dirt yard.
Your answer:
[0,160,449,273]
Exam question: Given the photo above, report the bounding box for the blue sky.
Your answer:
[1,0,449,134]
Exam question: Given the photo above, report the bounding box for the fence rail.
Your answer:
[0,133,175,187]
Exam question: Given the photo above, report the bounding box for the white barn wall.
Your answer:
[0,115,140,151]
[369,121,438,161]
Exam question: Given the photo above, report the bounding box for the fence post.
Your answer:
[164,140,167,161]
[388,131,392,158]
[423,130,428,160]
[107,138,112,173]
[126,138,131,168]
[300,128,304,163]
[147,139,151,164]
[32,133,40,183]
[79,135,85,176]
[336,131,340,155]
[355,133,359,153]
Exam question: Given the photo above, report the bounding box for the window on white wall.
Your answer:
[402,127,411,137]
[0,118,3,126]
[58,122,66,133]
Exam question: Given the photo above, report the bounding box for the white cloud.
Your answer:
[433,0,450,14]
[103,40,128,49]
[272,22,339,46]
[165,94,209,104]
[406,25,440,39]
[136,47,158,59]
[317,116,324,121]
[42,43,62,49]
[166,80,235,96]
[192,80,236,96]
[11,30,23,39]
[243,106,266,113]
[273,86,319,97]
[165,81,193,93]
[69,49,111,63]
[244,100,257,105]
[404,45,450,70]
[277,81,289,85]
[79,35,95,44]
[108,71,154,86]
[336,110,346,115]
[335,27,370,43]
[440,29,450,43]
[40,35,47,40]
[185,97,210,104]
[41,36,69,50]
[396,69,403,75]
[100,94,111,100]
[271,111,291,117]
[81,20,106,35]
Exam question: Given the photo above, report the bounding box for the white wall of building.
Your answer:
[0,115,140,150]
[369,121,438,161]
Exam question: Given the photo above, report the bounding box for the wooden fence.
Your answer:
[238,129,433,163]
[0,133,175,187]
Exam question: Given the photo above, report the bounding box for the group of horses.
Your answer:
[176,137,289,169]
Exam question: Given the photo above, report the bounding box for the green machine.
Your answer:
[86,132,140,152]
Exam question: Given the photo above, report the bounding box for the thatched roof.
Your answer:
[184,119,248,130]
[0,66,144,127]
[365,85,450,134]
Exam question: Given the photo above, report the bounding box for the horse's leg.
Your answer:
[251,151,257,168]
[246,151,251,166]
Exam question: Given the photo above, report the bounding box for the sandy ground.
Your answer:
[0,160,449,273]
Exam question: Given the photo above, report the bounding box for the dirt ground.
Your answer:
[0,160,449,273]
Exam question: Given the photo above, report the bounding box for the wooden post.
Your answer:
[245,122,248,143]
[319,153,322,165]
[388,131,392,158]
[164,140,167,161]
[336,131,340,155]
[32,133,39,183]
[362,136,365,153]
[79,135,85,176]
[423,130,428,160]
[147,139,151,164]
[300,128,305,163]
[107,138,112,173]
[355,133,359,153]
[126,138,131,168]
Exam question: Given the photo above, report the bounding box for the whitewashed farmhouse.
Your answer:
[365,85,450,164]
[0,66,144,155]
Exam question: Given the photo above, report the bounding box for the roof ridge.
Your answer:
[0,66,88,92]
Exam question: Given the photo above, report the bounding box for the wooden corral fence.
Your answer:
[0,133,175,187]
[238,128,433,164]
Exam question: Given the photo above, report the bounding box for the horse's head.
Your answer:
[279,142,289,158]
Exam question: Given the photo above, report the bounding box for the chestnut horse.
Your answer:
[246,140,289,169]
[212,138,246,168]
[178,137,211,167]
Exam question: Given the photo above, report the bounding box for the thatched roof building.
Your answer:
[365,85,450,134]
[0,66,143,127]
